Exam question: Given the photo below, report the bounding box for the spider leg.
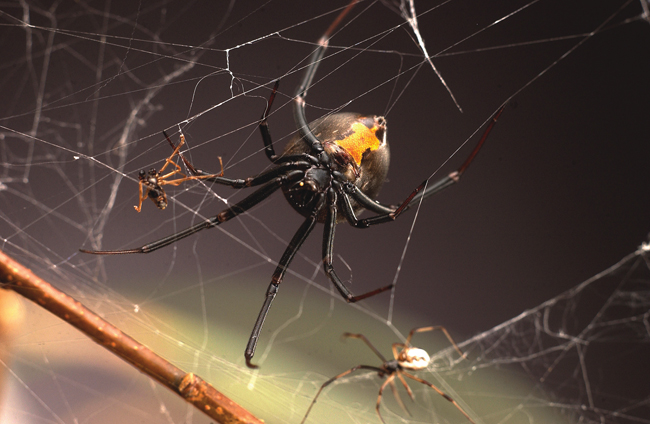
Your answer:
[401,371,476,424]
[403,326,466,359]
[322,188,393,302]
[389,375,412,416]
[254,80,326,168]
[294,0,359,162]
[406,104,506,208]
[159,149,220,183]
[157,131,187,175]
[396,372,415,401]
[300,364,385,424]
[340,104,506,223]
[164,131,226,179]
[338,181,420,228]
[342,332,388,363]
[164,131,201,175]
[164,130,312,189]
[158,167,185,181]
[80,170,304,255]
[134,181,148,213]
[376,373,395,424]
[258,81,320,165]
[159,174,227,188]
[245,192,326,368]
[259,80,282,163]
[163,130,262,182]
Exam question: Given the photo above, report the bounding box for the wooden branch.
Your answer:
[0,288,24,408]
[0,249,263,424]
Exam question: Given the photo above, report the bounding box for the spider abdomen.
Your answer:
[282,112,390,221]
[398,347,430,370]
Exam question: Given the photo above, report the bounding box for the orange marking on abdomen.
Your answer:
[335,122,381,165]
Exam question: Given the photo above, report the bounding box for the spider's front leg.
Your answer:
[80,170,305,255]
[163,129,313,189]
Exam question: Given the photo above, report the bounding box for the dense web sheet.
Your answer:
[1,1,649,423]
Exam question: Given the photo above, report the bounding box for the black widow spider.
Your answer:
[80,0,504,368]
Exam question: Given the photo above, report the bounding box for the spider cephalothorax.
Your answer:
[138,168,168,210]
[281,112,389,221]
[81,0,503,369]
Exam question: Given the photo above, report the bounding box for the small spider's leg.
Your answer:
[342,332,388,363]
[376,374,395,424]
[294,0,359,160]
[245,192,326,369]
[395,372,415,401]
[134,181,147,213]
[389,375,412,416]
[81,171,304,255]
[163,131,225,179]
[158,132,187,175]
[159,156,184,178]
[405,326,467,358]
[159,168,184,181]
[300,364,384,424]
[158,161,187,183]
[407,105,505,208]
[158,176,197,187]
[391,342,406,362]
[401,372,476,424]
[163,130,202,175]
[322,188,393,302]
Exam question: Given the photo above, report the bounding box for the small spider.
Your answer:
[134,131,223,212]
[80,0,504,368]
[301,326,475,424]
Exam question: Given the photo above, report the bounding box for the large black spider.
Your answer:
[80,0,504,368]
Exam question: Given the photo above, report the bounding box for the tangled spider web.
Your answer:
[1,1,649,423]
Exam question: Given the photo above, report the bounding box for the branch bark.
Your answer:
[0,249,263,424]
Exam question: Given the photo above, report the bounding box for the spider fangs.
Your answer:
[80,0,504,369]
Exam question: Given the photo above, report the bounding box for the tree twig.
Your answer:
[0,249,263,424]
